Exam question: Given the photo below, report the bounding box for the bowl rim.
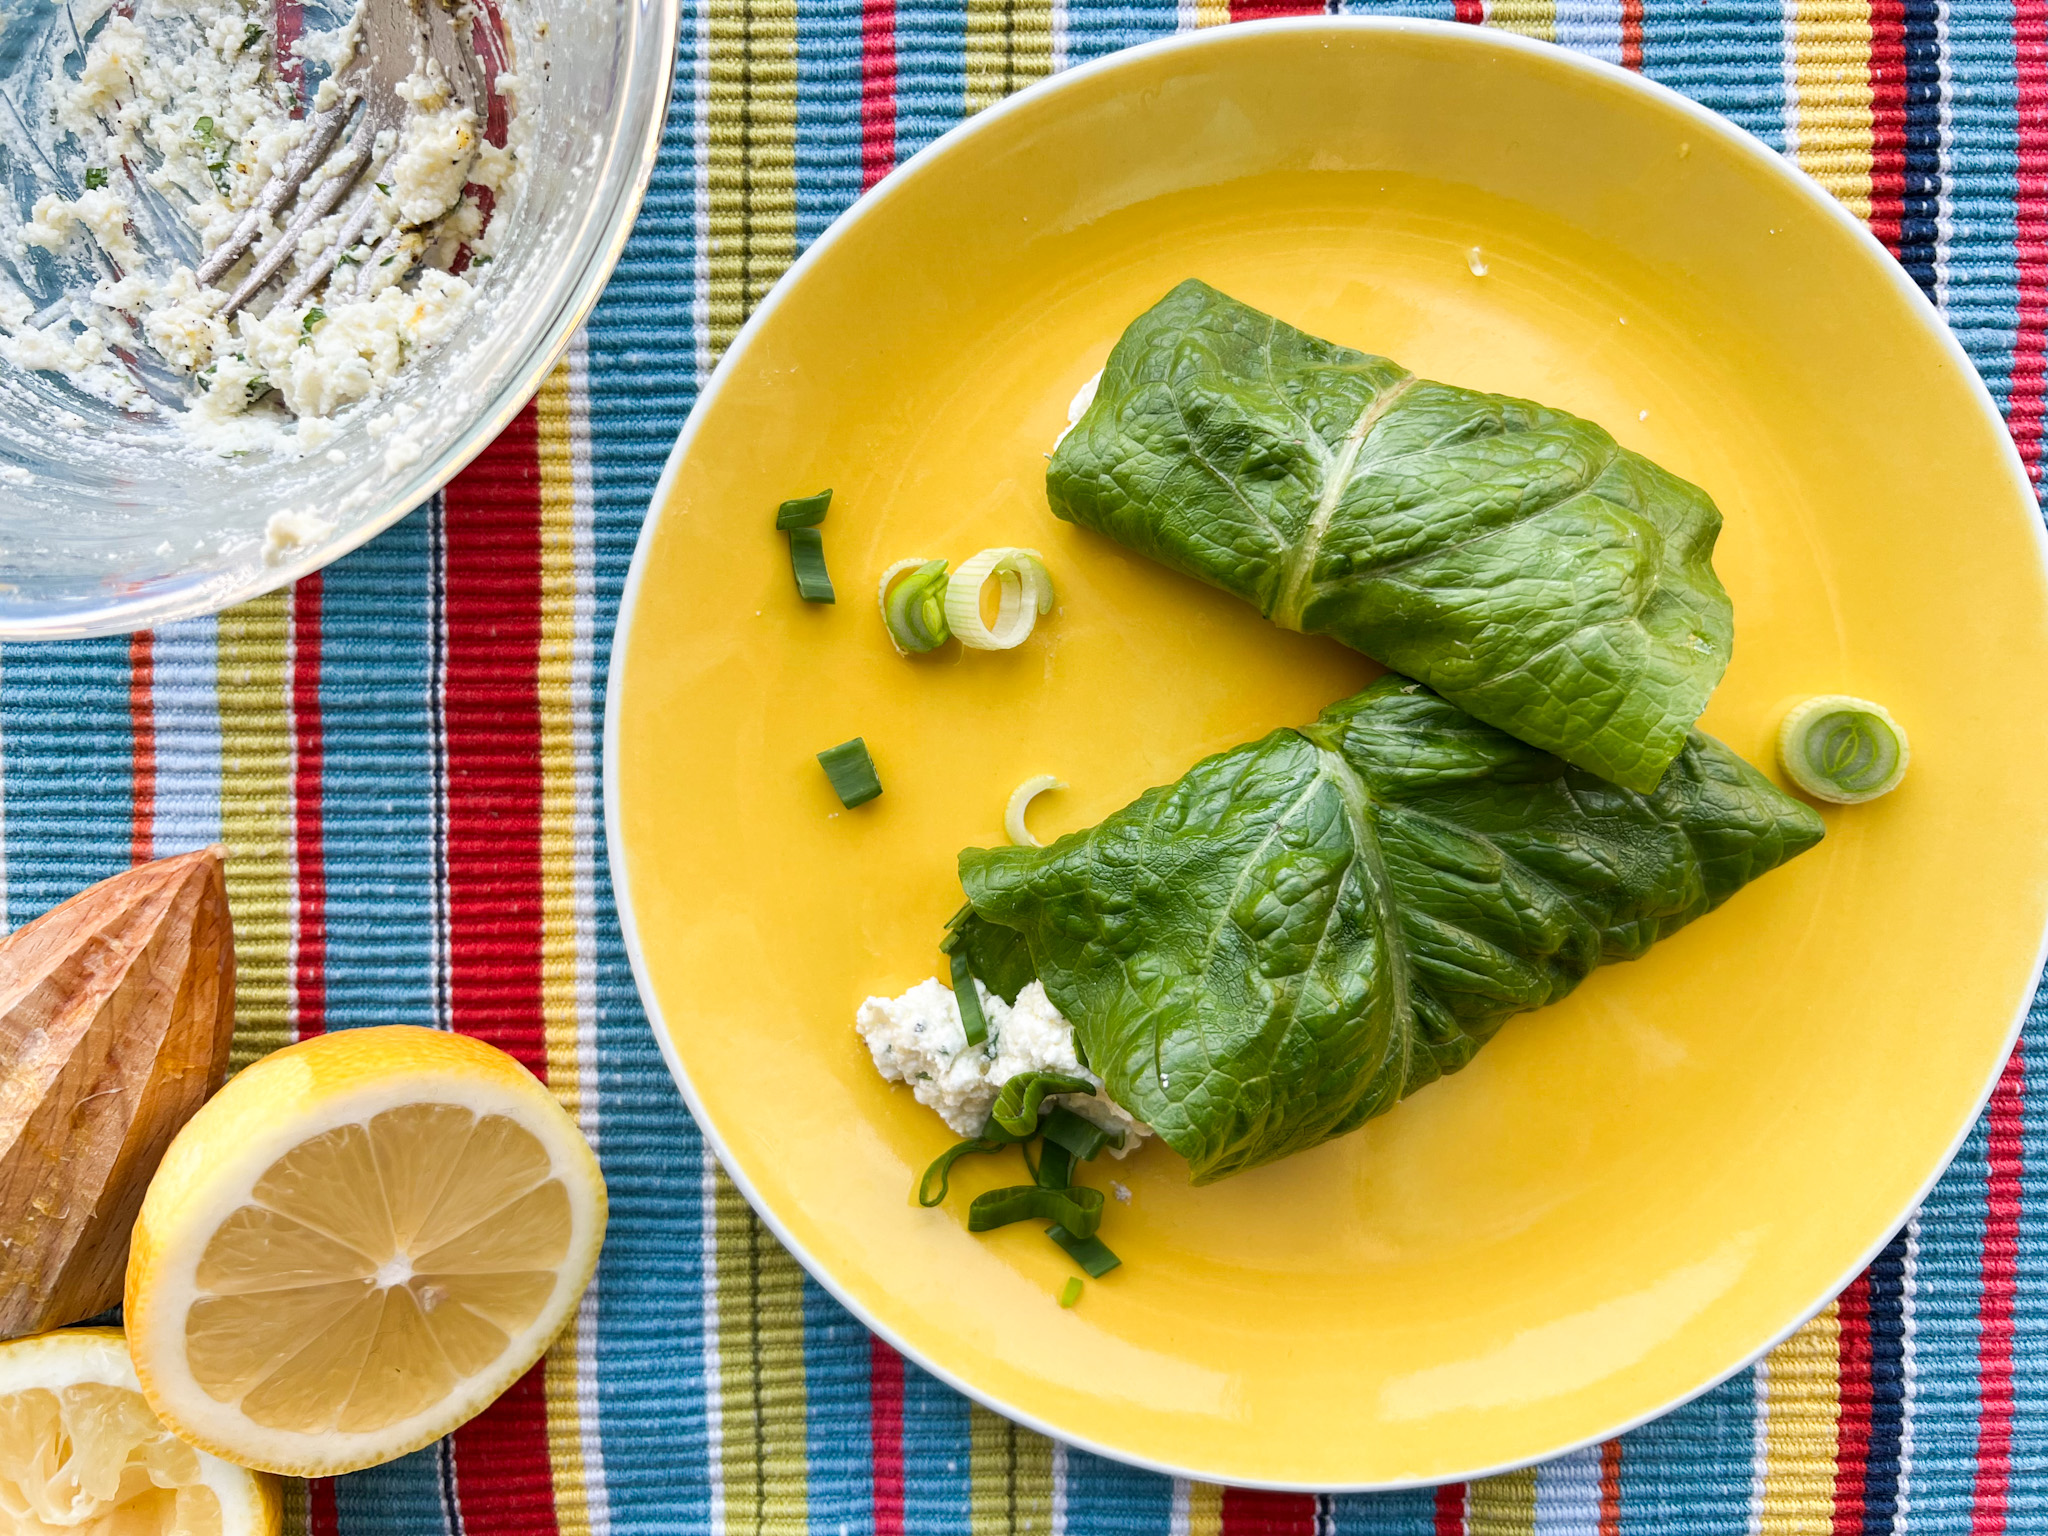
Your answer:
[0,0,683,642]
[603,14,2048,1490]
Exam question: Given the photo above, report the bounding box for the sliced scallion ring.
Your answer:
[944,547,1055,651]
[1004,775,1065,847]
[1777,695,1909,805]
[877,557,951,654]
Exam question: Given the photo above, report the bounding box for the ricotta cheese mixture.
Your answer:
[0,0,518,454]
[856,977,1152,1149]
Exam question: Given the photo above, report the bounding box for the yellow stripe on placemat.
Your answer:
[715,1164,811,1533]
[1192,0,1227,28]
[1786,0,1874,218]
[215,589,291,1071]
[1755,1300,1843,1534]
[705,0,798,363]
[535,348,604,1535]
[1483,0,1557,42]
[970,1403,1055,1534]
[965,0,1053,115]
[1469,1465,1539,1535]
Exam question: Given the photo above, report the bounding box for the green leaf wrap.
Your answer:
[958,677,1822,1184]
[1047,280,1735,793]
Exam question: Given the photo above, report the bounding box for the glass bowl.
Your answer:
[0,0,678,638]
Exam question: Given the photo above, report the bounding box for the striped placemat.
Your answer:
[6,0,2042,1529]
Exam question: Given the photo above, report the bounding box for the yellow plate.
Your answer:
[605,19,2048,1488]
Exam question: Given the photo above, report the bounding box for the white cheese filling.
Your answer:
[855,976,1152,1150]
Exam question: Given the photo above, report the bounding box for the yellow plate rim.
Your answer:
[603,15,2048,1489]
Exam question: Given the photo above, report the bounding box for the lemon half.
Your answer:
[126,1027,607,1477]
[0,1327,280,1536]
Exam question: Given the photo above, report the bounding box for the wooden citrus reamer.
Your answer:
[0,847,237,1337]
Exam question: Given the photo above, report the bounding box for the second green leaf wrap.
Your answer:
[1047,280,1735,793]
[955,678,1823,1185]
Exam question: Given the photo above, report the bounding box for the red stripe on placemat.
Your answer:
[1620,0,1642,69]
[129,630,154,865]
[1869,0,1907,252]
[439,403,557,1534]
[292,576,326,1041]
[861,0,896,189]
[1453,0,1484,24]
[1599,1441,1622,1534]
[2013,0,2048,476]
[1221,1488,1317,1535]
[1433,1483,1466,1535]
[1970,1044,2025,1535]
[308,1478,340,1536]
[1832,1274,1874,1533]
[870,1334,905,1536]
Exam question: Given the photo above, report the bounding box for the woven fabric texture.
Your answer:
[7,0,2046,1530]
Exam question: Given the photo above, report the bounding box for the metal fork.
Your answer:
[194,0,481,320]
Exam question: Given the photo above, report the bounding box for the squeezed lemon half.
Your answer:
[0,1327,280,1536]
[125,1027,607,1477]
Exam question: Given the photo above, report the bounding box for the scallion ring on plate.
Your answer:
[1005,774,1066,846]
[944,547,1055,651]
[877,558,951,654]
[1777,695,1909,804]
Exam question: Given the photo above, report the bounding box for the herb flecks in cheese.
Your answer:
[855,977,1153,1149]
[0,0,514,455]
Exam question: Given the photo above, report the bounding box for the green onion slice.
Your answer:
[1035,1140,1074,1190]
[877,558,951,654]
[1004,774,1065,847]
[967,1184,1105,1239]
[943,547,1054,651]
[787,527,836,603]
[776,489,832,529]
[1042,1105,1121,1161]
[938,902,973,956]
[987,1070,1091,1139]
[1048,1224,1122,1277]
[816,737,881,807]
[916,1137,1006,1206]
[1058,1276,1084,1308]
[949,947,989,1048]
[1777,695,1909,804]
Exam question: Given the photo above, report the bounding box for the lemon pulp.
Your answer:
[186,1102,571,1435]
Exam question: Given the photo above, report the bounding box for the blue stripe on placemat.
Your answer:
[1939,0,2020,410]
[1066,1443,1176,1534]
[0,636,132,927]
[319,509,440,1032]
[1639,0,1786,152]
[797,0,864,246]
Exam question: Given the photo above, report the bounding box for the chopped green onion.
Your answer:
[878,558,952,654]
[938,902,974,956]
[944,547,1055,651]
[1058,1276,1084,1308]
[1778,695,1909,804]
[1005,774,1065,847]
[776,489,833,529]
[967,1184,1105,1239]
[1048,1224,1122,1277]
[193,116,215,140]
[786,526,835,603]
[1035,1140,1074,1190]
[83,166,108,190]
[816,737,881,808]
[916,1136,1005,1206]
[1042,1105,1120,1161]
[950,948,988,1048]
[987,1070,1091,1139]
[240,21,265,50]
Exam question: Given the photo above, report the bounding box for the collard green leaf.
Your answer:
[1047,280,1734,793]
[958,677,1822,1184]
